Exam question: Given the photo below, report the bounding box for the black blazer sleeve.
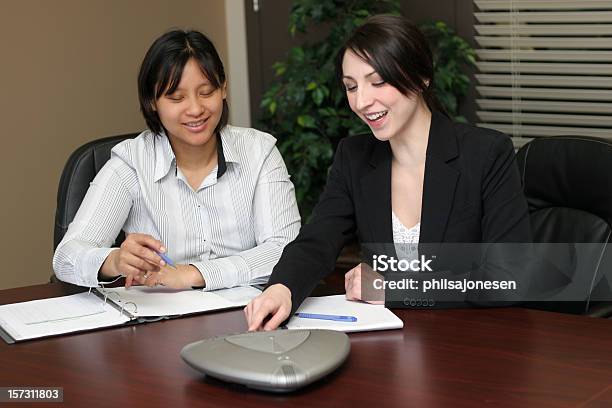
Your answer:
[266,139,356,314]
[479,134,531,242]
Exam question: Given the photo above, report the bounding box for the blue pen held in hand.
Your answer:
[294,313,357,322]
[157,251,177,269]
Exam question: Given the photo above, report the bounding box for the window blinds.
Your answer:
[473,0,612,146]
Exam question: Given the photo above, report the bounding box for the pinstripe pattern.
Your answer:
[53,126,301,289]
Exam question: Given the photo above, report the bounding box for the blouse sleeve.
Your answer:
[52,158,133,287]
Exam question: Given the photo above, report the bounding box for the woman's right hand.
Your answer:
[244,284,292,331]
[101,233,166,287]
[345,263,384,304]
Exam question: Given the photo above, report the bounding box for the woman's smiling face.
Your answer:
[341,50,423,142]
[154,58,226,149]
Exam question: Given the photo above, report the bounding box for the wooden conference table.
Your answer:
[1,282,612,408]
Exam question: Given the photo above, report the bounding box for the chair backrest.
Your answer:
[516,136,612,243]
[54,133,138,249]
[516,136,612,313]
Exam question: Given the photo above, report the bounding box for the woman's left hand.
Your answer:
[345,263,385,304]
[141,264,205,289]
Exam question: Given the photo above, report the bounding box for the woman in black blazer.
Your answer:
[245,15,531,330]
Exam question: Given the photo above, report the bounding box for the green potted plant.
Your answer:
[258,0,475,220]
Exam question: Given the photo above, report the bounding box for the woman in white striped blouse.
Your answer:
[53,30,301,290]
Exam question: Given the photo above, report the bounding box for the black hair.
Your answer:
[336,14,445,115]
[138,29,229,136]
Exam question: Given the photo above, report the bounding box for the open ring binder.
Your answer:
[0,285,262,344]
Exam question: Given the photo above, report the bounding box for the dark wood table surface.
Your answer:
[1,283,612,408]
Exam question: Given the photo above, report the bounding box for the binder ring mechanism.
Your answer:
[89,283,138,316]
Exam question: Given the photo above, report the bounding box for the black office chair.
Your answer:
[516,136,612,316]
[52,133,139,281]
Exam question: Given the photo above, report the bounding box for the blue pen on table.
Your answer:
[294,313,357,322]
[157,251,177,269]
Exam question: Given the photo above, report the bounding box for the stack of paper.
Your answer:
[287,295,404,332]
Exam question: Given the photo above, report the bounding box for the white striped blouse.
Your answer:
[53,125,301,289]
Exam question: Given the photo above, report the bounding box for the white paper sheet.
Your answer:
[286,295,404,333]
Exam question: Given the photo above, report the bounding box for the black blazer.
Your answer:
[268,111,531,312]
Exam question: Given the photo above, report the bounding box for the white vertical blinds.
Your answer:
[473,0,612,144]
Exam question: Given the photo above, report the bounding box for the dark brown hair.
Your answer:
[336,14,445,114]
[138,30,229,136]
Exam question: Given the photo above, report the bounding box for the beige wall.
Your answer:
[225,0,251,127]
[0,0,242,289]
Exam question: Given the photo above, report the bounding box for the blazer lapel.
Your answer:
[420,112,460,243]
[360,141,393,244]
